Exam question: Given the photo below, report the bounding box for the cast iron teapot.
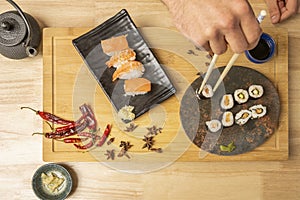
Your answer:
[0,0,41,59]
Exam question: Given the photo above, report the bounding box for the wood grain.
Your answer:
[0,1,300,200]
[43,27,288,162]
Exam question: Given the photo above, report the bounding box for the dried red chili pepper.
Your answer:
[73,139,95,150]
[53,123,77,132]
[59,137,88,143]
[51,121,87,136]
[32,129,77,139]
[21,107,74,125]
[77,132,100,140]
[79,104,97,131]
[96,124,112,147]
[33,121,88,139]
[32,131,71,139]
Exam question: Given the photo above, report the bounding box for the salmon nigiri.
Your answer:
[124,78,151,96]
[105,49,136,68]
[112,61,144,81]
[101,35,129,56]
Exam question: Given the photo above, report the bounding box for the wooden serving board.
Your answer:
[43,27,288,162]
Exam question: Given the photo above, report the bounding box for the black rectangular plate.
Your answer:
[72,9,176,120]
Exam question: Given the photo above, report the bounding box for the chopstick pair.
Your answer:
[197,10,267,95]
[196,51,239,96]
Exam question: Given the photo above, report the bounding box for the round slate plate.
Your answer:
[180,66,280,155]
[32,163,72,200]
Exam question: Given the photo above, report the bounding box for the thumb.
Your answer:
[265,0,281,23]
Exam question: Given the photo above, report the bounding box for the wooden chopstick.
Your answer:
[212,10,267,92]
[197,54,219,94]
[212,53,240,92]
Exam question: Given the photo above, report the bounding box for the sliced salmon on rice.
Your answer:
[101,35,129,56]
[124,77,151,96]
[105,49,136,68]
[112,60,144,81]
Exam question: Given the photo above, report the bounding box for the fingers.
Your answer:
[209,34,228,55]
[265,0,281,23]
[280,0,298,21]
[265,0,298,23]
[224,28,249,54]
[224,4,262,53]
[238,7,263,51]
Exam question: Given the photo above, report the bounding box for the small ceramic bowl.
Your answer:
[32,163,73,200]
[245,32,276,64]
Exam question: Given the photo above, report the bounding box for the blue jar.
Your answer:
[245,33,276,64]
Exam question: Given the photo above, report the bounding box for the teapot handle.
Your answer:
[6,0,37,56]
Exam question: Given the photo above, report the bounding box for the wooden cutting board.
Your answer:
[43,27,288,162]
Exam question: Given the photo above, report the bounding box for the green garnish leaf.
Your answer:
[220,141,236,152]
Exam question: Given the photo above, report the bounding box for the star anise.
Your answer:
[104,149,115,160]
[142,135,154,150]
[118,148,131,159]
[124,123,138,132]
[146,126,162,136]
[119,141,133,151]
[117,141,133,159]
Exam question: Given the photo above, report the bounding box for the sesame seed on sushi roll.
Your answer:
[248,85,264,99]
[234,89,249,104]
[220,94,234,110]
[235,109,252,126]
[221,111,234,127]
[249,104,267,119]
[205,119,222,133]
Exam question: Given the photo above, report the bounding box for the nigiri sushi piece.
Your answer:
[105,49,136,68]
[124,78,151,96]
[101,35,129,56]
[112,61,144,81]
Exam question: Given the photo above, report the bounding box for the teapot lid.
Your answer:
[0,11,27,47]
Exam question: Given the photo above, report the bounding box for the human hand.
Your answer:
[161,0,262,55]
[265,0,298,23]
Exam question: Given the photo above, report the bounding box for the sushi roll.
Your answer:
[221,111,234,127]
[112,61,145,81]
[205,119,222,132]
[235,109,252,126]
[124,78,151,96]
[234,89,249,104]
[248,85,264,99]
[220,94,234,110]
[249,104,267,118]
[201,84,214,98]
